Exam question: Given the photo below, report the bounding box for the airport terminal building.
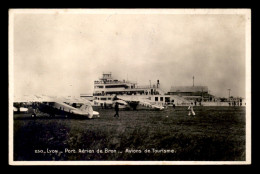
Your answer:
[167,86,214,102]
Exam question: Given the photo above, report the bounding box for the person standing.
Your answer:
[32,102,39,117]
[164,102,168,109]
[188,102,195,116]
[172,100,176,110]
[114,102,119,118]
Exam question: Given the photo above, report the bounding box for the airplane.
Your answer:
[13,95,100,119]
[111,95,164,111]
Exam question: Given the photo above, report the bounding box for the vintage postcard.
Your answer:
[8,9,251,165]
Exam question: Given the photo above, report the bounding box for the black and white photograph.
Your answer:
[8,9,251,165]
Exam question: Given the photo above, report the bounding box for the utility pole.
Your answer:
[193,76,194,87]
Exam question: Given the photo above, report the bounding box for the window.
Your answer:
[165,97,170,102]
[155,97,158,101]
[160,97,163,101]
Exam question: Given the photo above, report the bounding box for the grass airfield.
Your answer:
[13,106,245,161]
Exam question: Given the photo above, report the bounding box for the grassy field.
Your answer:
[13,106,245,161]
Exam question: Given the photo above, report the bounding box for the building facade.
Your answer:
[168,86,213,102]
[93,72,162,96]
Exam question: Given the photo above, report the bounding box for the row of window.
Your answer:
[95,97,112,101]
[94,85,130,89]
[154,97,171,102]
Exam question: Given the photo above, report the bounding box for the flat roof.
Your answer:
[169,86,208,93]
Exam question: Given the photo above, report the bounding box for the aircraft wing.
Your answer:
[13,95,54,103]
[110,95,130,105]
[113,99,128,105]
[13,95,91,104]
[57,96,92,105]
[116,95,164,110]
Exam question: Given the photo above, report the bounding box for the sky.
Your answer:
[12,11,247,98]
